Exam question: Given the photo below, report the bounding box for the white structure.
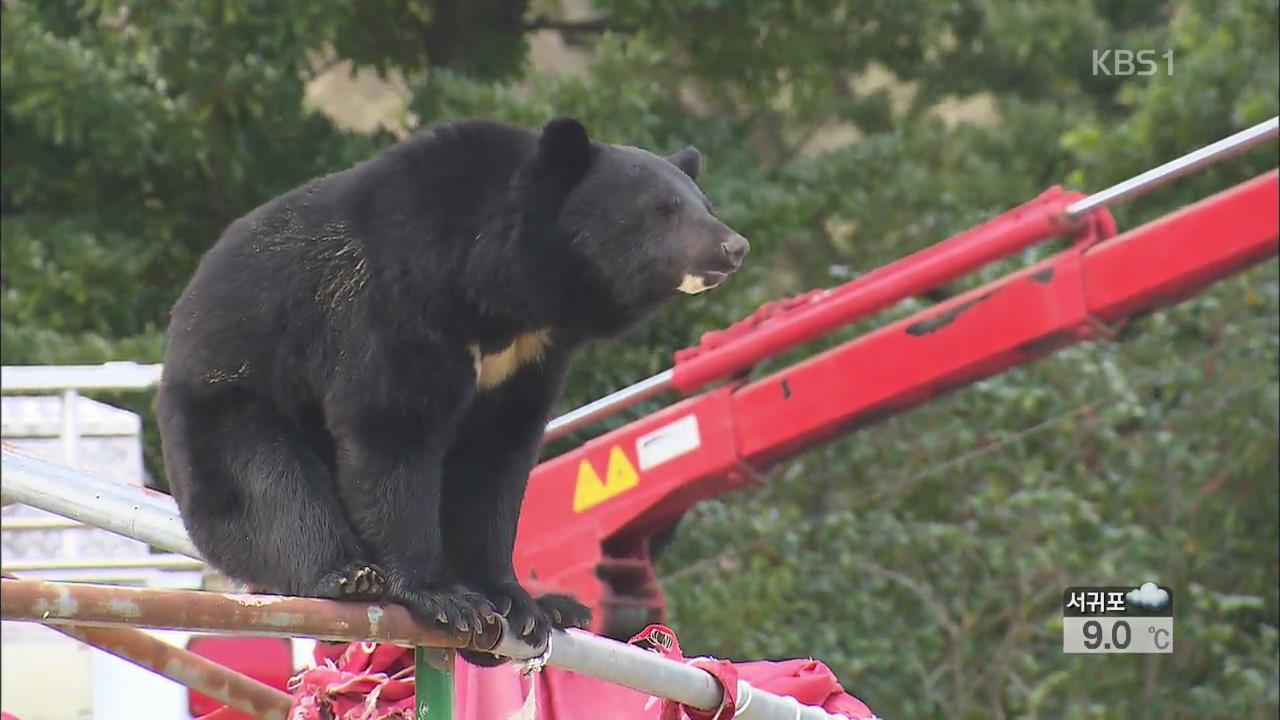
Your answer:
[1,392,200,586]
[1,381,203,720]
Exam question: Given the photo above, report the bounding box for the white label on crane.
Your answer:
[635,414,701,471]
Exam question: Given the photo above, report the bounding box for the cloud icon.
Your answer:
[1126,582,1169,610]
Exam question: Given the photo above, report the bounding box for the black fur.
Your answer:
[156,117,747,664]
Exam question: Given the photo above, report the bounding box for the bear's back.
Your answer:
[161,120,544,398]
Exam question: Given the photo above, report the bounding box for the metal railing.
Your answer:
[1,446,850,719]
[1,361,163,465]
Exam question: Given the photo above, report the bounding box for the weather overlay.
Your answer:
[1062,583,1174,654]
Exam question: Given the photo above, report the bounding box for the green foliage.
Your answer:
[3,1,1276,716]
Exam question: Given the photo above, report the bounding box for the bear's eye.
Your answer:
[656,197,681,217]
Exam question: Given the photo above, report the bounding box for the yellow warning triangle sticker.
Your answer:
[573,446,640,513]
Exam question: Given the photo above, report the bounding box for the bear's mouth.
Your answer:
[677,271,729,295]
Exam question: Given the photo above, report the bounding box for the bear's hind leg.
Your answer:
[159,389,375,601]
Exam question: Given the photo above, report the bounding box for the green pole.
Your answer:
[415,646,454,720]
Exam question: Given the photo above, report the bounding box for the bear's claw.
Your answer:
[390,585,495,640]
[474,581,548,646]
[536,593,592,630]
[331,563,386,600]
[455,587,592,668]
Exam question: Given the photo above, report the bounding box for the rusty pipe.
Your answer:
[49,623,294,720]
[1,578,501,651]
[1,572,292,720]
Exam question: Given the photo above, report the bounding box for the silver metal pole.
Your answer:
[2,516,87,531]
[543,369,673,441]
[1066,116,1279,217]
[0,361,164,392]
[2,448,181,514]
[1,448,198,558]
[508,628,851,720]
[2,450,850,719]
[2,554,205,572]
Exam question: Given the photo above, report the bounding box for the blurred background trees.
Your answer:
[3,0,1277,716]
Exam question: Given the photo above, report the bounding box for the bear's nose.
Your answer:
[719,234,750,266]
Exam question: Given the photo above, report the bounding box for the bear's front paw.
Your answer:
[456,586,593,667]
[483,581,548,645]
[536,593,592,630]
[456,581,547,668]
[389,584,497,636]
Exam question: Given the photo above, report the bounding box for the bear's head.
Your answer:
[529,117,749,334]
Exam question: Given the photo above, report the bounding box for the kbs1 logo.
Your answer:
[1092,49,1175,76]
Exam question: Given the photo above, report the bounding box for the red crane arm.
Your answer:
[668,186,1094,393]
[513,170,1279,633]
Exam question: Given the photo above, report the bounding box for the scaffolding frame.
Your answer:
[0,446,851,720]
[0,578,296,720]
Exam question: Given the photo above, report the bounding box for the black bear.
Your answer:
[155,117,748,664]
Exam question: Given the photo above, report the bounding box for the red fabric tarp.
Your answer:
[282,625,878,720]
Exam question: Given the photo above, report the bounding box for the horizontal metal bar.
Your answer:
[2,446,845,718]
[0,571,293,720]
[2,578,842,720]
[1,578,500,652]
[2,554,205,572]
[0,362,163,392]
[8,573,205,587]
[2,448,197,558]
[1066,116,1279,217]
[1,516,87,531]
[0,569,294,719]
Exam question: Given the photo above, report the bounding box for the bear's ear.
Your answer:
[667,146,702,181]
[536,117,594,185]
